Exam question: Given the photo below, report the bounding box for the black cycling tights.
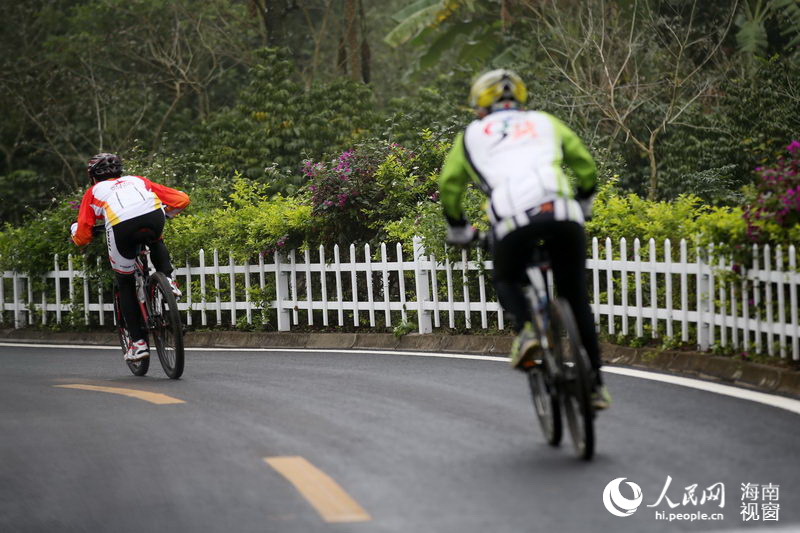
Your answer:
[113,210,173,342]
[492,220,602,382]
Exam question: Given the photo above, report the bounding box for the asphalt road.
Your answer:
[1,344,798,533]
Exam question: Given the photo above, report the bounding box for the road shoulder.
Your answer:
[1,328,798,398]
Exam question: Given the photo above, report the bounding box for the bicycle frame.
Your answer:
[131,247,152,330]
[524,258,563,381]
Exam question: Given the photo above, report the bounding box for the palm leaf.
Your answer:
[736,2,769,56]
[419,20,481,69]
[770,0,800,47]
[457,27,501,66]
[391,0,441,23]
[385,1,442,47]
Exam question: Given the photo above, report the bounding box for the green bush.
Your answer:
[0,195,105,279]
[180,48,378,190]
[165,178,311,263]
[742,141,800,247]
[304,131,450,248]
[586,179,746,260]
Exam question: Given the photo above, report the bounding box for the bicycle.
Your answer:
[111,238,184,379]
[473,233,596,460]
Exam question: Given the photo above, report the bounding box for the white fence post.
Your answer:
[213,249,222,325]
[365,244,376,327]
[199,249,207,326]
[333,245,344,326]
[185,256,193,327]
[412,236,432,334]
[665,239,673,339]
[620,238,628,335]
[697,246,710,351]
[289,249,299,326]
[229,252,236,325]
[27,275,34,326]
[274,251,291,331]
[790,245,798,360]
[350,244,359,327]
[54,255,61,324]
[12,271,21,329]
[0,268,6,325]
[605,238,614,335]
[304,249,313,326]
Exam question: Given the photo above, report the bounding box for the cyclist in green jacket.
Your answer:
[438,69,610,409]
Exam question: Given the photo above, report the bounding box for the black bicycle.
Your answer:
[112,243,184,379]
[473,233,596,460]
[522,248,595,460]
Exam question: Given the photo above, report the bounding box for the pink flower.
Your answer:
[786,140,800,153]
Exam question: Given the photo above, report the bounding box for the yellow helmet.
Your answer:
[468,69,527,111]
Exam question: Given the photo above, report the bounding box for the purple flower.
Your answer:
[786,140,800,153]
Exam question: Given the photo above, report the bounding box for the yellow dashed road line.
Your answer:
[265,456,371,523]
[54,384,185,405]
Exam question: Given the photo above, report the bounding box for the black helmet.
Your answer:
[87,153,123,181]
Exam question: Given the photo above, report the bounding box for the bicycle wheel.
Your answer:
[527,365,562,446]
[146,272,184,379]
[113,288,149,376]
[550,298,594,460]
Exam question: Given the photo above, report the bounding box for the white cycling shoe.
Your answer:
[125,339,150,362]
[166,276,182,298]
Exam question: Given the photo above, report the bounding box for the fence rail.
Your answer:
[2,237,798,359]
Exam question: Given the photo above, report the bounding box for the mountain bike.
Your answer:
[112,242,184,379]
[473,233,596,460]
[522,247,595,460]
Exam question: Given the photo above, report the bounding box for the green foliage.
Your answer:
[304,131,449,247]
[736,0,800,63]
[185,48,377,189]
[742,141,800,246]
[0,171,61,225]
[392,318,417,337]
[377,78,472,148]
[0,196,104,278]
[165,178,312,262]
[385,0,508,73]
[586,179,747,260]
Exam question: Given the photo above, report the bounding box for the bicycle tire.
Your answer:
[551,298,595,460]
[527,366,562,446]
[146,272,184,379]
[113,288,149,377]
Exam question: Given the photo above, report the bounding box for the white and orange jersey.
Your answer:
[72,175,189,246]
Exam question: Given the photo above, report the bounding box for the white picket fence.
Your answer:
[1,237,798,359]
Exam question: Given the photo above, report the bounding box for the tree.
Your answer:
[529,0,739,199]
[383,0,512,72]
[735,0,800,72]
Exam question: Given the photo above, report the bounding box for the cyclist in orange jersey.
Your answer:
[71,153,189,362]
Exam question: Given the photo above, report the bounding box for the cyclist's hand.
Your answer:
[70,222,78,237]
[445,223,477,246]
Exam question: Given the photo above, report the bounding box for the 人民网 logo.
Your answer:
[603,477,643,517]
